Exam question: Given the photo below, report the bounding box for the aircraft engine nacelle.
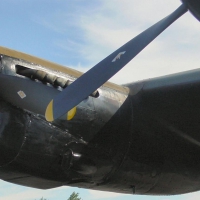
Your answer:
[181,0,200,21]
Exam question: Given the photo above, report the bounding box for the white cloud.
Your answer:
[0,181,70,200]
[51,0,200,85]
[88,190,127,199]
[0,189,48,200]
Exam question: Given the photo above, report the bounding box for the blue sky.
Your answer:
[0,0,200,199]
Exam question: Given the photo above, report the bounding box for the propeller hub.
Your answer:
[181,0,200,21]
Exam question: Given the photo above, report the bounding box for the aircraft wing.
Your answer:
[127,68,200,147]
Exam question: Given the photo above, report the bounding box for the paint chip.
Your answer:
[17,91,26,99]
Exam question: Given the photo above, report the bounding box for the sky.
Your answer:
[0,0,200,199]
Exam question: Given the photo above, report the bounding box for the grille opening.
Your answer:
[16,65,99,98]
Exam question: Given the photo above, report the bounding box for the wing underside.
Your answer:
[127,68,200,147]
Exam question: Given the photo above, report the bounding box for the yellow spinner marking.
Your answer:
[45,100,76,121]
[45,100,54,122]
[67,107,77,120]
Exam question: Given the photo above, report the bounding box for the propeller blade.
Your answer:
[45,4,187,122]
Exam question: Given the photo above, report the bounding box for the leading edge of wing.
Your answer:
[126,68,200,95]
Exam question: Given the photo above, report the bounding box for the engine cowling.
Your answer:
[0,101,26,166]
